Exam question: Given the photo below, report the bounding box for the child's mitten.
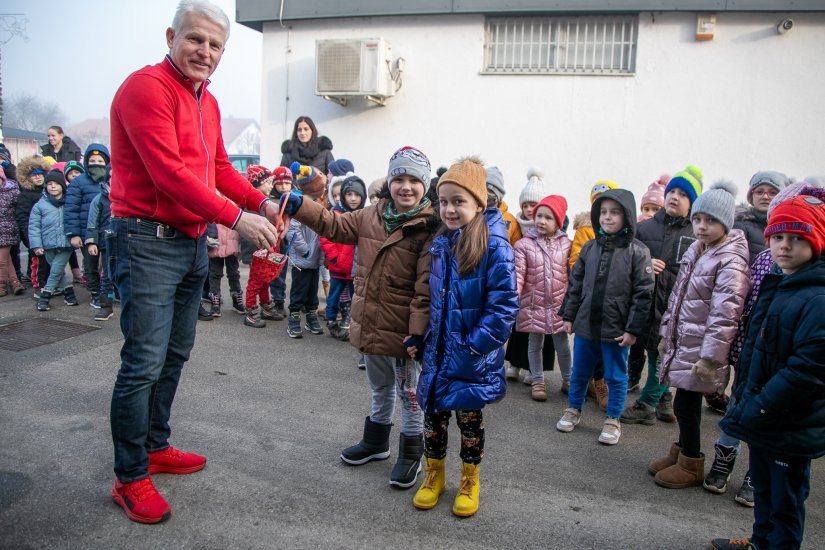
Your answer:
[691,359,718,383]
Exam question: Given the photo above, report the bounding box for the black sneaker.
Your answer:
[197,304,213,321]
[287,312,303,338]
[63,287,79,306]
[230,291,245,314]
[358,355,367,370]
[209,292,222,318]
[90,293,102,309]
[36,290,52,311]
[305,312,324,335]
[734,473,754,507]
[710,537,754,550]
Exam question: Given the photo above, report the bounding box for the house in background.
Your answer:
[237,1,825,215]
[222,117,261,155]
[1,127,48,163]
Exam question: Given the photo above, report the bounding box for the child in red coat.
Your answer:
[320,175,367,340]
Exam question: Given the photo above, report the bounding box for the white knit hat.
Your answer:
[519,168,549,206]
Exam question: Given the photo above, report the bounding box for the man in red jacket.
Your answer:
[108,0,281,524]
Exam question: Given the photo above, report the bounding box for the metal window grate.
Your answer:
[483,15,638,75]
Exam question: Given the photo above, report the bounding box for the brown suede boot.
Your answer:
[648,442,681,476]
[594,378,609,411]
[655,452,705,489]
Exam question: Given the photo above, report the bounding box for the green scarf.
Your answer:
[382,198,431,235]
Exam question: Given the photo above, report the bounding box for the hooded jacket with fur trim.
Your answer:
[14,157,51,247]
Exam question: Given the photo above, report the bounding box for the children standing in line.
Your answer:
[320,174,366,340]
[514,194,572,400]
[28,170,79,311]
[712,195,825,550]
[285,163,327,338]
[280,146,439,489]
[556,188,653,445]
[411,158,517,517]
[623,166,702,420]
[650,181,751,488]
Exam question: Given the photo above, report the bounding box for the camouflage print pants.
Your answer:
[423,410,484,465]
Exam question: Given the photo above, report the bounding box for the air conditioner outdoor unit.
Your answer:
[316,38,396,105]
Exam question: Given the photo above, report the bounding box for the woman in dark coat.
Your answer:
[279,116,334,174]
[40,126,82,163]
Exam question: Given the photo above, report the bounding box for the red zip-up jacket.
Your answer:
[110,56,267,237]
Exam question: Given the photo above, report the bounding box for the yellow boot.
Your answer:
[413,457,445,510]
[452,462,480,517]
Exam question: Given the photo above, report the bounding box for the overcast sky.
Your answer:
[2,0,262,127]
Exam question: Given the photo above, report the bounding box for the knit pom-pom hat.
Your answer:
[665,165,703,205]
[519,168,550,206]
[437,156,488,207]
[691,179,738,232]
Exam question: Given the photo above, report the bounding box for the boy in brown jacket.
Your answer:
[280,146,440,489]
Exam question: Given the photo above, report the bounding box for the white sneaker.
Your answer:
[505,365,519,380]
[556,408,581,433]
[598,418,622,445]
[520,369,532,385]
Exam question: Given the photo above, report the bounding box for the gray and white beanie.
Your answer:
[747,170,789,204]
[691,180,738,233]
[387,146,431,192]
[485,166,506,201]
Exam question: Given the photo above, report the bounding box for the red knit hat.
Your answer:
[533,194,568,227]
[764,195,825,257]
[272,166,292,184]
[246,165,272,188]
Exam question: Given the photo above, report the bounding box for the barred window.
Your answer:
[483,15,638,75]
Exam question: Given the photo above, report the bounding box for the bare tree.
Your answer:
[1,13,29,137]
[4,92,66,132]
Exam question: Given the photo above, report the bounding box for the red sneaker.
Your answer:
[148,446,206,475]
[111,477,171,524]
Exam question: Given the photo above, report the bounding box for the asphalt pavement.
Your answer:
[1,267,822,549]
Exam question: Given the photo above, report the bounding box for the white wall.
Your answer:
[260,12,825,217]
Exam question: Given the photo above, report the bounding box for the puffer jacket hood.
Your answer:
[658,230,751,393]
[418,208,518,413]
[591,188,637,238]
[16,157,52,190]
[514,228,572,334]
[83,143,110,170]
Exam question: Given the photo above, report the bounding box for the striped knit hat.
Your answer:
[665,165,703,205]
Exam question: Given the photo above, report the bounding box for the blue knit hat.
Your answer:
[665,165,704,205]
[328,159,355,177]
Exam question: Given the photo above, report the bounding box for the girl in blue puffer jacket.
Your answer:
[410,158,518,518]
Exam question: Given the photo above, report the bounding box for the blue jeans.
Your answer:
[325,278,354,322]
[109,217,208,482]
[269,261,287,302]
[568,335,629,418]
[750,448,811,550]
[43,248,72,292]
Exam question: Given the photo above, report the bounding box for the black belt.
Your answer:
[112,217,185,239]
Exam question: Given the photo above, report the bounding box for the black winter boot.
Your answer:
[339,301,352,329]
[36,290,52,311]
[341,417,392,465]
[210,292,222,317]
[305,311,324,334]
[389,433,424,489]
[272,300,286,320]
[230,291,245,314]
[94,294,114,321]
[62,285,78,306]
[327,320,349,341]
[703,443,738,494]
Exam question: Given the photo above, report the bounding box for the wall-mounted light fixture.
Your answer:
[696,13,716,41]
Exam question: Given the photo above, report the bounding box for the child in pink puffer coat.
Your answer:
[514,194,572,401]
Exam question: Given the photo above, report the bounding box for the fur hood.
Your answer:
[16,157,52,190]
[572,211,591,230]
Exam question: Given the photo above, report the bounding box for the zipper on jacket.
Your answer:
[194,82,209,238]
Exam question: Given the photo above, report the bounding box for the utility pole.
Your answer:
[0,14,29,142]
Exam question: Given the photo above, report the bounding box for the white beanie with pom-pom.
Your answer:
[519,168,550,206]
[691,179,739,233]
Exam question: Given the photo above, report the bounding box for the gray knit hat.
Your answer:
[747,170,789,204]
[691,180,738,233]
[387,146,431,192]
[485,166,506,201]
